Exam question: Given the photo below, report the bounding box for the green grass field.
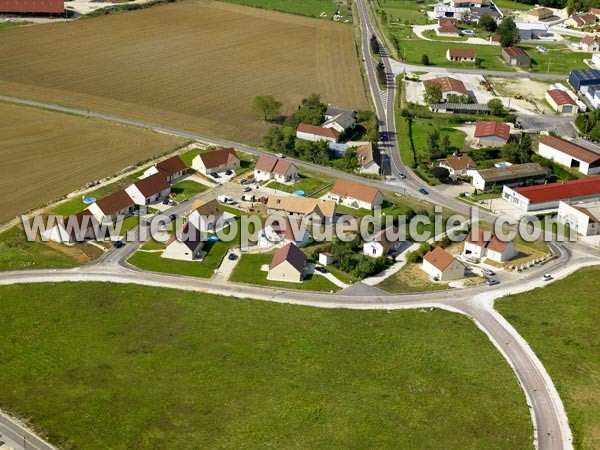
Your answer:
[378,0,432,25]
[496,267,600,450]
[229,252,339,292]
[492,0,532,11]
[0,282,533,449]
[50,178,133,216]
[218,0,341,19]
[170,180,208,202]
[411,117,467,157]
[268,175,330,196]
[521,44,592,74]
[0,226,79,271]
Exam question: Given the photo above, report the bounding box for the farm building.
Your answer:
[526,7,553,21]
[363,226,402,258]
[125,173,171,206]
[187,199,225,232]
[429,102,490,114]
[87,189,135,223]
[42,210,98,244]
[502,47,531,66]
[557,201,600,236]
[323,106,356,133]
[446,48,476,62]
[423,76,469,101]
[582,84,600,108]
[451,0,482,7]
[502,178,600,212]
[516,23,550,40]
[0,0,63,13]
[471,163,549,191]
[565,13,597,28]
[254,155,298,183]
[192,147,240,175]
[296,123,340,143]
[568,69,600,91]
[142,155,187,183]
[422,247,463,281]
[356,143,381,175]
[473,121,510,147]
[463,229,517,263]
[327,179,383,210]
[434,5,469,20]
[266,196,336,224]
[162,223,203,261]
[580,35,600,52]
[438,156,477,180]
[437,24,461,37]
[545,89,578,114]
[267,243,307,283]
[538,136,600,175]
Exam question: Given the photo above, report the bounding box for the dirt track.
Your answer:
[0,103,182,223]
[0,0,368,145]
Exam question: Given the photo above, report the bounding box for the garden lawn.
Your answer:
[496,267,600,450]
[268,175,329,196]
[378,0,431,25]
[411,117,467,159]
[171,180,208,202]
[218,0,341,19]
[0,226,79,271]
[521,44,592,75]
[0,282,533,449]
[50,178,134,216]
[376,262,450,293]
[229,252,339,292]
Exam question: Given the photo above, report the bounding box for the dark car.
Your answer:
[225,170,233,175]
[113,240,124,249]
[418,187,428,195]
[169,214,177,221]
[210,172,220,178]
[398,172,407,179]
[228,253,238,261]
[314,266,328,274]
[242,186,252,192]
[162,198,169,205]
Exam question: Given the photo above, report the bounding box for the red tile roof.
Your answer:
[581,34,600,45]
[93,190,134,215]
[423,76,467,95]
[131,172,170,198]
[448,48,476,59]
[465,229,510,253]
[546,89,576,106]
[540,136,600,164]
[297,123,340,139]
[438,156,477,171]
[330,179,382,204]
[255,155,296,175]
[503,46,530,58]
[269,242,307,272]
[156,155,187,176]
[474,121,510,140]
[423,246,458,271]
[439,17,458,26]
[512,178,600,204]
[195,147,239,169]
[571,13,596,26]
[438,25,461,34]
[0,0,63,13]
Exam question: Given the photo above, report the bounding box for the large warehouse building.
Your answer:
[502,177,600,212]
[568,69,600,91]
[0,0,63,13]
[538,136,600,175]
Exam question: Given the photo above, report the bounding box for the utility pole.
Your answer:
[547,56,551,74]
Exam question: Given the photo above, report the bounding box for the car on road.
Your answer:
[239,178,247,184]
[482,269,495,277]
[398,172,406,179]
[542,274,552,282]
[113,240,124,249]
[418,187,428,195]
[225,169,233,175]
[276,153,285,158]
[486,278,499,286]
[228,253,238,261]
[242,186,252,192]
[210,172,220,179]
[314,266,328,274]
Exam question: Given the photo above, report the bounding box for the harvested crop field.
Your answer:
[0,102,182,223]
[0,0,368,145]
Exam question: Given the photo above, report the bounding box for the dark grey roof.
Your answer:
[437,102,491,111]
[570,69,600,82]
[325,105,356,118]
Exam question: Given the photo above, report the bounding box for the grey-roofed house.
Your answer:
[162,222,204,261]
[471,163,550,190]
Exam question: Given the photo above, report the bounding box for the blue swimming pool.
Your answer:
[293,190,306,197]
[82,197,96,204]
[462,29,474,35]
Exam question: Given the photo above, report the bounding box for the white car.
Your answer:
[541,274,552,282]
[276,153,285,158]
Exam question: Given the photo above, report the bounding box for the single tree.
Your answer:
[479,14,497,32]
[497,17,519,47]
[252,95,282,121]
[440,133,450,155]
[487,98,505,116]
[421,54,430,66]
[432,166,450,180]
[424,83,442,105]
[566,0,575,17]
[500,142,520,163]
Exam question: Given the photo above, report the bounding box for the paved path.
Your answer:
[0,411,56,450]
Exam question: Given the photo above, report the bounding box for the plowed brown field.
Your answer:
[0,0,368,145]
[0,102,182,223]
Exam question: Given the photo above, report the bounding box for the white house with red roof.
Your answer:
[254,155,298,183]
[473,121,511,147]
[538,136,600,175]
[422,247,464,281]
[502,178,600,212]
[438,156,477,180]
[446,48,476,62]
[463,229,517,263]
[327,179,383,210]
[125,173,171,206]
[192,147,240,175]
[557,201,600,236]
[296,123,340,143]
[580,34,600,52]
[423,76,469,101]
[142,155,187,183]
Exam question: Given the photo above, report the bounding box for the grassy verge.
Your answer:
[50,178,134,216]
[0,282,532,449]
[230,252,339,292]
[496,267,600,449]
[376,262,449,293]
[218,0,343,20]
